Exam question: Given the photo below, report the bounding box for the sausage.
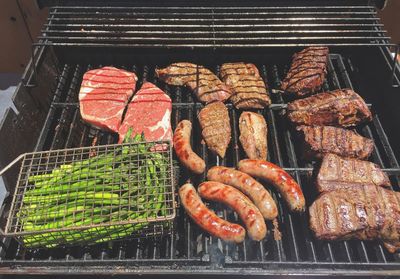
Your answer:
[207,166,278,220]
[238,159,305,212]
[173,120,206,174]
[179,183,245,243]
[198,181,267,241]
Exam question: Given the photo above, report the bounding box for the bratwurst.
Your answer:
[198,181,267,241]
[179,183,246,243]
[207,166,278,220]
[173,120,205,174]
[238,159,305,212]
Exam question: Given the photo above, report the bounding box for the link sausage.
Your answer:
[173,120,206,174]
[207,166,278,220]
[179,183,246,243]
[238,159,305,212]
[198,181,267,241]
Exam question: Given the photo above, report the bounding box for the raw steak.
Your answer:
[79,66,138,132]
[118,82,172,144]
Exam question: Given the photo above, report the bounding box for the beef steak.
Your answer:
[118,82,172,144]
[79,66,137,132]
[309,184,400,253]
[316,153,390,193]
[287,89,372,127]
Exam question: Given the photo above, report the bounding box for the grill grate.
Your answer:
[37,4,393,48]
[1,53,400,275]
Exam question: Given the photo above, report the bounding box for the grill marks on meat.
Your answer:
[309,184,400,253]
[198,102,231,158]
[79,67,137,132]
[239,112,268,160]
[316,153,390,193]
[287,89,372,127]
[297,125,373,160]
[280,47,329,97]
[220,63,271,109]
[155,62,232,104]
[118,82,172,144]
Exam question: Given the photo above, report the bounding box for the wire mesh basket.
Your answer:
[0,141,176,248]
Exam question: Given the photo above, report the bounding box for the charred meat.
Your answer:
[309,184,400,253]
[287,89,372,127]
[280,46,329,97]
[297,125,374,160]
[316,153,390,193]
[239,111,268,160]
[198,101,231,158]
[155,62,232,104]
[220,63,271,109]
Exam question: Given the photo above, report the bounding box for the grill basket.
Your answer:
[0,142,176,248]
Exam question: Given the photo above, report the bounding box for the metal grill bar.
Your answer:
[37,5,393,48]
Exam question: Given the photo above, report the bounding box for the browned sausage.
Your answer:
[238,159,305,212]
[198,181,267,241]
[179,183,246,243]
[173,120,206,174]
[207,166,278,220]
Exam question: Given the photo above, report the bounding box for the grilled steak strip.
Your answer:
[239,111,268,160]
[198,101,231,158]
[155,62,232,104]
[297,125,374,160]
[309,184,400,253]
[287,89,372,127]
[280,46,329,97]
[316,153,390,193]
[220,63,271,109]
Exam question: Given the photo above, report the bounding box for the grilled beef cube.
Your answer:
[155,62,232,104]
[281,46,329,97]
[316,153,390,193]
[309,184,400,253]
[287,89,372,127]
[220,63,271,109]
[239,111,268,160]
[198,102,231,158]
[297,125,373,160]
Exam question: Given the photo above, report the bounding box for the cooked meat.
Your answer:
[198,102,231,157]
[316,153,390,193]
[297,125,374,160]
[239,112,268,160]
[155,62,232,104]
[280,46,329,97]
[79,66,137,132]
[220,63,271,109]
[287,89,372,127]
[118,82,172,145]
[309,184,400,253]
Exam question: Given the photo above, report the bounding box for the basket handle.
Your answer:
[0,154,26,236]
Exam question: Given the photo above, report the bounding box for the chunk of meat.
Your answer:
[220,63,271,109]
[297,125,374,160]
[280,46,329,98]
[309,184,400,253]
[239,111,268,160]
[287,89,372,127]
[155,62,232,103]
[79,66,137,132]
[316,153,391,193]
[118,82,172,144]
[198,101,231,158]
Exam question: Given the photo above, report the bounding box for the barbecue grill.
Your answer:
[0,0,400,276]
